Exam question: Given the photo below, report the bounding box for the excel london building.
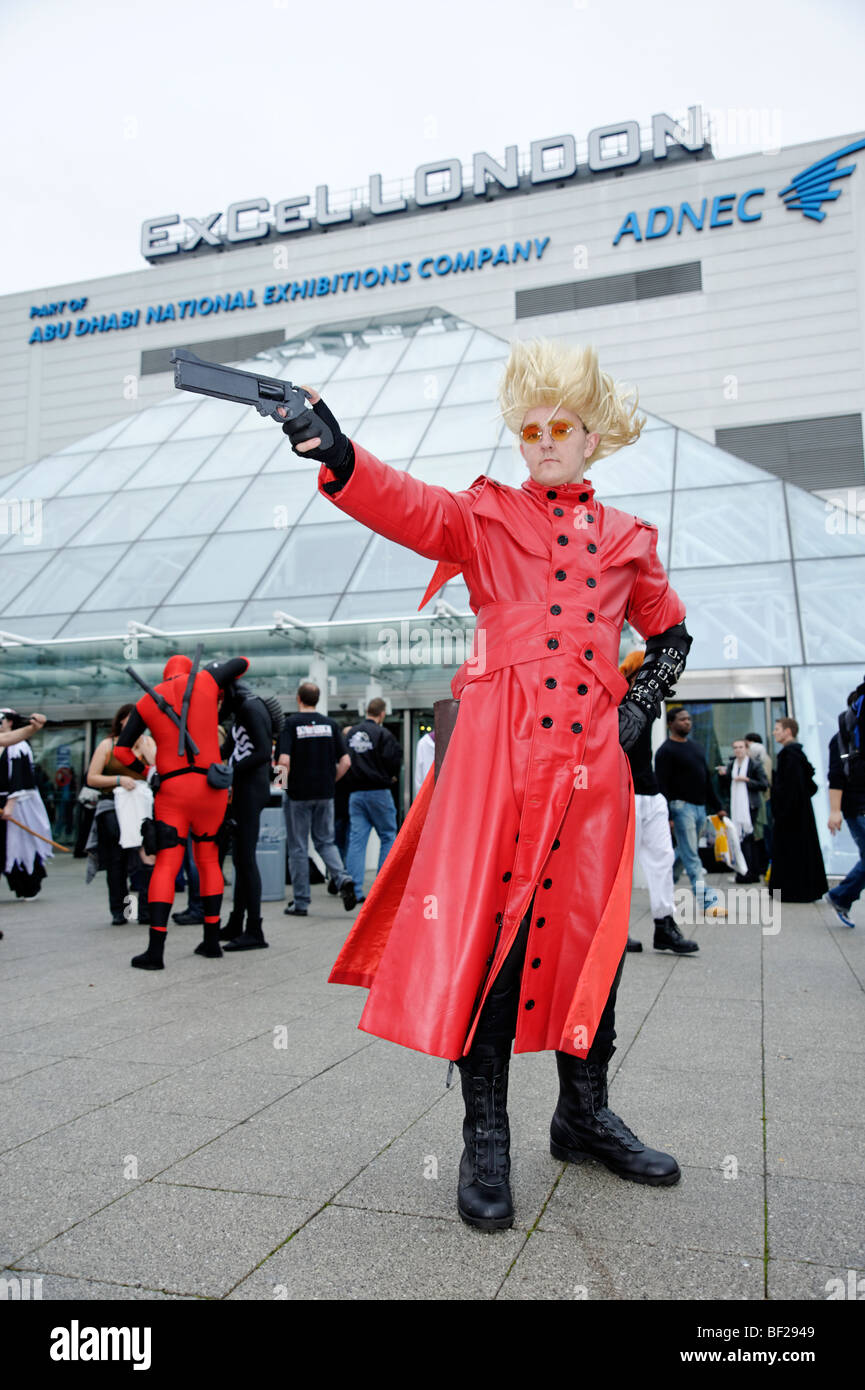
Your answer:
[2,107,863,873]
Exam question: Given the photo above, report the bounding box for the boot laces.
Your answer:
[596,1105,644,1151]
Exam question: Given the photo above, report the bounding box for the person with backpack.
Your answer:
[344,698,403,902]
[769,717,828,903]
[113,652,250,969]
[826,680,865,927]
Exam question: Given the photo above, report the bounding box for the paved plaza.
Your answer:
[1,853,862,1301]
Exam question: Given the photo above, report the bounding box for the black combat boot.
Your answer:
[223,917,269,951]
[653,915,699,954]
[456,1055,514,1231]
[550,1046,680,1186]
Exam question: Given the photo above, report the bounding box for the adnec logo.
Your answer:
[614,135,865,245]
[779,138,865,221]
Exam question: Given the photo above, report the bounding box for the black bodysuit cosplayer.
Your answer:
[220,684,279,950]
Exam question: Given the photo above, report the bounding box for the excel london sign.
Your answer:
[141,109,706,261]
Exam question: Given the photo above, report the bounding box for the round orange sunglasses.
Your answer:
[520,418,583,444]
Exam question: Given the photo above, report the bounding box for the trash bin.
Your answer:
[247,790,286,903]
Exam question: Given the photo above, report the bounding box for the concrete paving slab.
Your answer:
[121,1065,307,1121]
[767,1258,865,1301]
[540,1163,765,1259]
[227,1205,525,1300]
[608,1068,764,1175]
[86,1016,271,1067]
[0,1057,179,1111]
[0,1159,144,1265]
[764,1049,865,1122]
[8,1103,236,1178]
[762,1004,864,1053]
[30,1183,315,1298]
[624,1021,761,1074]
[765,1176,865,1267]
[0,1268,194,1299]
[766,1120,865,1184]
[0,1051,65,1082]
[216,1017,375,1078]
[1,1102,105,1154]
[647,958,763,1002]
[157,1110,389,1201]
[497,1230,764,1300]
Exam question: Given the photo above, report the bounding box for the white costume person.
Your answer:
[0,711,53,899]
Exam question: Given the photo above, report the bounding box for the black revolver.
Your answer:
[170,348,334,449]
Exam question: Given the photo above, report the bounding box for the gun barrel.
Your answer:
[172,350,286,408]
[169,347,332,447]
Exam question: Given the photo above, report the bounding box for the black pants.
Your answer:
[467,894,625,1065]
[96,808,152,919]
[230,787,267,925]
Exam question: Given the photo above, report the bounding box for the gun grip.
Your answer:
[292,416,334,452]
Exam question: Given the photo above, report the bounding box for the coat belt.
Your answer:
[451,627,629,704]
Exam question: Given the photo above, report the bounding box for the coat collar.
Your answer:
[520,475,596,502]
[417,474,598,611]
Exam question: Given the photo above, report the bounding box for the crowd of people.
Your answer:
[3,672,863,960]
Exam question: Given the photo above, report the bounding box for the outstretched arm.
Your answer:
[0,714,46,747]
[279,391,481,565]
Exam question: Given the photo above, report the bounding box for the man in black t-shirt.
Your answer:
[276,682,356,916]
[655,707,726,918]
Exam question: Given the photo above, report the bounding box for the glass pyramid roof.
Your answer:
[2,307,864,687]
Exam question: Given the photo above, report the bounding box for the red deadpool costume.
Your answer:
[114,653,249,969]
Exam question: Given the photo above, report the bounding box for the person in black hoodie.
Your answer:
[769,716,828,903]
[344,697,403,902]
[221,683,282,950]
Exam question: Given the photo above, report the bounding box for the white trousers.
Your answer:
[634,793,676,920]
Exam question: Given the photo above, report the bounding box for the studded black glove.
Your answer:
[281,396,354,487]
[626,622,693,723]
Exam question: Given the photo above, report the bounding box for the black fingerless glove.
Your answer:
[282,396,355,492]
[618,700,649,753]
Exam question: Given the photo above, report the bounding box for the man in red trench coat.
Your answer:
[279,339,693,1231]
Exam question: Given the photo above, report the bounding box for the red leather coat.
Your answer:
[327,444,685,1061]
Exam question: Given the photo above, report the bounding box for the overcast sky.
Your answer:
[2,0,863,297]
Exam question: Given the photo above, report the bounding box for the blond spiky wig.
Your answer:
[498,340,644,462]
